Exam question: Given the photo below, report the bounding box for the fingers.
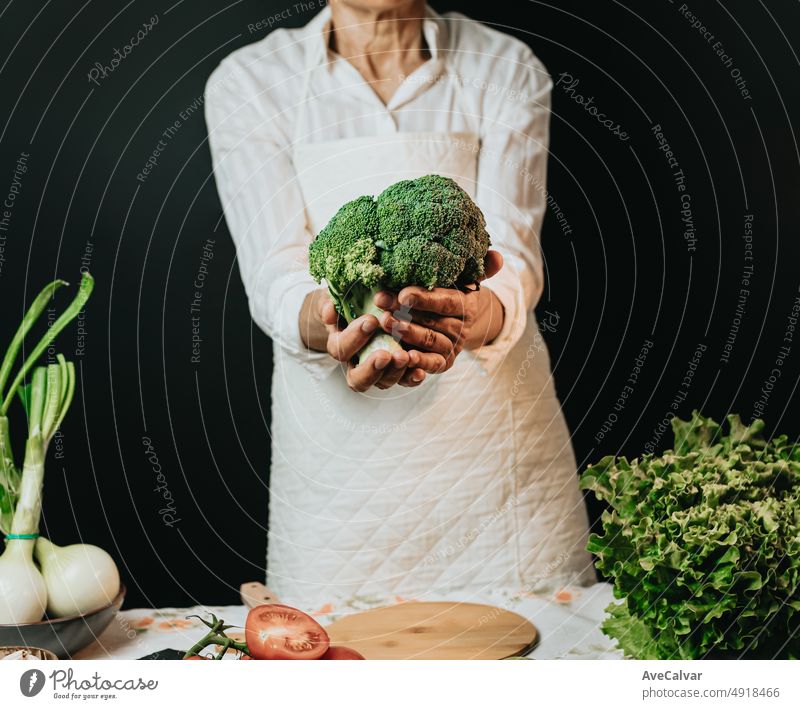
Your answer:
[397,287,466,317]
[317,293,339,327]
[346,350,393,392]
[375,292,464,340]
[376,288,466,318]
[374,350,410,390]
[379,312,455,358]
[408,312,464,340]
[345,351,434,392]
[326,315,380,362]
[373,249,503,315]
[373,290,398,312]
[481,250,503,281]
[407,349,447,373]
[399,368,426,387]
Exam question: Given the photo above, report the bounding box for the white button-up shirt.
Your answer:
[205,5,552,376]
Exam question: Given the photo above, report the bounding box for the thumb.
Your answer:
[479,250,503,281]
[317,292,339,328]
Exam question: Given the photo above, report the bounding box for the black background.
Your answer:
[0,0,798,609]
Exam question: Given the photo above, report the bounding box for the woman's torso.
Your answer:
[257,7,593,605]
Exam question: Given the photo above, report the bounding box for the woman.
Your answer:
[206,0,594,607]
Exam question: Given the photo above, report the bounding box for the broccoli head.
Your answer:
[376,174,490,288]
[308,174,491,364]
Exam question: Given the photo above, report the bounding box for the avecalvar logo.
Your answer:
[19,669,45,697]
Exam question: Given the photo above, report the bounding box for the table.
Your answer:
[75,583,623,660]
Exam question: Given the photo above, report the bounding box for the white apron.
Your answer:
[266,70,592,608]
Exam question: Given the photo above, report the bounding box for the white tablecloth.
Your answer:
[75,583,622,660]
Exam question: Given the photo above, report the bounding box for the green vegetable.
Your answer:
[0,273,93,534]
[581,411,800,659]
[183,613,251,660]
[0,358,78,623]
[0,274,93,624]
[308,174,491,363]
[10,357,76,539]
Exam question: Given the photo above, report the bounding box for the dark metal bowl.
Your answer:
[0,585,126,659]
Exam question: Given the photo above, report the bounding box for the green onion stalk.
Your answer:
[0,273,93,623]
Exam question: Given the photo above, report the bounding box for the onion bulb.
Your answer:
[0,542,47,624]
[34,538,120,617]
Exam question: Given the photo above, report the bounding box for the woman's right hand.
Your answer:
[300,289,442,392]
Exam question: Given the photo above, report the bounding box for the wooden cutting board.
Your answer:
[326,601,537,660]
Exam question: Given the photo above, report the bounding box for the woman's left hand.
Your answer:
[374,251,505,372]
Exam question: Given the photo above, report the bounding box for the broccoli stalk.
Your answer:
[327,280,403,364]
[309,175,490,366]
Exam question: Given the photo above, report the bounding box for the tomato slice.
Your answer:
[245,604,330,660]
[321,646,365,660]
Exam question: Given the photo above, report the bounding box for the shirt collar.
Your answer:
[304,4,446,71]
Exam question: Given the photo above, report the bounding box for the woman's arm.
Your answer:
[205,54,429,389]
[474,51,552,368]
[205,56,337,378]
[375,48,553,373]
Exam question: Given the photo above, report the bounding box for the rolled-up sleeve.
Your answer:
[473,52,552,374]
[205,58,337,378]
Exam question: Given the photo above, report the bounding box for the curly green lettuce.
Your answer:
[581,411,800,659]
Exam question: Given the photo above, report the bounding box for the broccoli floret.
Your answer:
[308,174,490,364]
[376,174,490,288]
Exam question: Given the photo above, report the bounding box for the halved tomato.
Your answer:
[245,604,330,660]
[321,646,365,660]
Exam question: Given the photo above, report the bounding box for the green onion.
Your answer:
[0,272,93,415]
[0,360,76,623]
[0,274,93,623]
